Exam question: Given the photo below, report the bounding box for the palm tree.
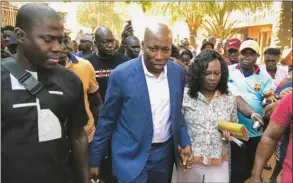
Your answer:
[201,2,272,40]
[150,2,205,47]
[124,1,154,13]
[151,2,272,43]
[201,2,238,40]
[151,2,204,38]
[270,1,292,50]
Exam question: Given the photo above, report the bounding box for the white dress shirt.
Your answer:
[142,57,172,143]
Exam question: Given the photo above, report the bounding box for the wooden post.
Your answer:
[259,31,265,64]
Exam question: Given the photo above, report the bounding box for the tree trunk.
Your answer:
[270,2,292,50]
[188,24,199,48]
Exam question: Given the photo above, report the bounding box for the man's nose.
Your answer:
[155,51,163,60]
[52,40,62,53]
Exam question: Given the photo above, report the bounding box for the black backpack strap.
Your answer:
[2,57,43,95]
[1,57,67,135]
[1,57,59,109]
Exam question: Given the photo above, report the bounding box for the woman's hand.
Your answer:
[222,130,232,141]
[183,154,194,172]
[178,145,194,171]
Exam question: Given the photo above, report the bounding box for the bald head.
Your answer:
[144,23,172,43]
[94,26,113,42]
[142,23,173,76]
[94,26,115,56]
[16,3,61,31]
[124,35,140,59]
[125,35,139,45]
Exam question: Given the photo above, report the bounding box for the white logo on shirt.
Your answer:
[10,73,62,142]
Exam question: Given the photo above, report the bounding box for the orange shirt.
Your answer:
[66,57,99,142]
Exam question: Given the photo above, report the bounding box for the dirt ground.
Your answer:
[246,156,281,183]
[95,156,281,183]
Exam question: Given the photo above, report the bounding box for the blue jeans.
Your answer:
[118,139,174,183]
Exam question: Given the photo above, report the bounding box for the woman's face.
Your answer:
[180,54,191,66]
[202,59,222,92]
[216,43,223,50]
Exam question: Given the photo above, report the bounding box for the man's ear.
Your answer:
[14,27,26,43]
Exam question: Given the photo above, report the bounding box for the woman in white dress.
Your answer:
[172,50,238,183]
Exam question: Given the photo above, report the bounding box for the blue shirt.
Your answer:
[75,51,93,59]
[228,64,274,137]
[68,52,79,63]
[75,51,84,58]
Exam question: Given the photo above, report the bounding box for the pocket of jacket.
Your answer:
[113,131,135,147]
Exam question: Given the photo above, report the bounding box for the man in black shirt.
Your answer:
[88,27,129,183]
[1,4,89,183]
[124,35,140,59]
[88,26,130,102]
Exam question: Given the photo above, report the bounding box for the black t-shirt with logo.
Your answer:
[1,64,88,183]
[88,52,130,102]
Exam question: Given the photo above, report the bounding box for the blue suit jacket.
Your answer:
[90,56,191,182]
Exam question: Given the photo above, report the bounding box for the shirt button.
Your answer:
[146,149,150,153]
[149,132,152,136]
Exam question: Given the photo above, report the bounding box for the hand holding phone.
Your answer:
[122,20,133,39]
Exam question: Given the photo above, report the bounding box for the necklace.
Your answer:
[202,93,215,104]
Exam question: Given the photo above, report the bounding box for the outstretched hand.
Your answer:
[251,113,264,126]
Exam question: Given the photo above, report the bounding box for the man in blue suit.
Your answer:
[90,23,192,183]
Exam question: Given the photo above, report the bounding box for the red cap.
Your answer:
[226,38,241,51]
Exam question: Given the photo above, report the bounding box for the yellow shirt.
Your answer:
[66,57,99,142]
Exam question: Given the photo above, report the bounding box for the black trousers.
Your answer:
[99,141,117,183]
[231,136,261,183]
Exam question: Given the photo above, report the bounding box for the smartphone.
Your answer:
[125,20,132,26]
[124,20,133,36]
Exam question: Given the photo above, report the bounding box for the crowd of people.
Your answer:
[1,3,292,183]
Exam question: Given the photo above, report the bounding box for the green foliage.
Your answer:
[77,2,125,35]
[151,1,273,38]
[202,1,272,39]
[201,12,238,40]
[151,2,205,36]
[271,1,292,49]
[125,1,154,12]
